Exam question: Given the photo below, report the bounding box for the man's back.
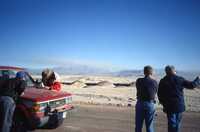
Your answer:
[136,76,158,101]
[158,65,200,132]
[158,75,195,113]
[0,78,25,101]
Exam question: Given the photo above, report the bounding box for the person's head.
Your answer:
[48,72,56,85]
[16,71,26,80]
[165,65,176,76]
[41,69,56,86]
[143,65,153,77]
[42,69,53,79]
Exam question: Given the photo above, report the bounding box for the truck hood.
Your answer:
[21,87,72,102]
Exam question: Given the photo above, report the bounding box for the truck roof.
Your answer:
[0,66,25,71]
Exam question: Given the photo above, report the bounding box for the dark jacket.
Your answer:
[158,75,200,113]
[0,77,26,101]
[136,76,158,101]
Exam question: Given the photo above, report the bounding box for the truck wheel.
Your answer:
[44,113,64,129]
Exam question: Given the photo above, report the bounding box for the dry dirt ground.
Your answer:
[35,105,200,132]
[33,75,200,111]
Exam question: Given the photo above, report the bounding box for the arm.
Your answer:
[136,79,139,89]
[158,79,164,105]
[182,76,200,89]
[155,81,158,94]
[16,80,26,96]
[193,76,200,88]
[135,79,140,99]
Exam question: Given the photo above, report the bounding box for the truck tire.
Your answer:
[44,112,64,129]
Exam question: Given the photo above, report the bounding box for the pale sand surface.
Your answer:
[33,75,200,111]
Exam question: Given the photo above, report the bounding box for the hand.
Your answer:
[196,76,200,82]
[195,76,200,88]
[51,89,58,92]
[44,86,51,90]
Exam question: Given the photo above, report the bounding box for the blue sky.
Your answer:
[0,0,200,71]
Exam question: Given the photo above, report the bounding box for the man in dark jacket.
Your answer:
[158,65,200,132]
[135,66,158,132]
[0,71,26,132]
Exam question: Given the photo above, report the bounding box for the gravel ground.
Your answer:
[35,105,200,132]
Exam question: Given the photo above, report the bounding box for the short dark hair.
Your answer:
[144,65,153,76]
[165,65,175,75]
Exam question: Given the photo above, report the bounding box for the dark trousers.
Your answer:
[167,112,182,132]
[0,96,16,132]
[135,100,155,132]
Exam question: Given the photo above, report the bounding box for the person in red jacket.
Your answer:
[50,72,61,91]
[41,69,62,92]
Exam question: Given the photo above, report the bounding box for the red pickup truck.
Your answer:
[0,66,73,131]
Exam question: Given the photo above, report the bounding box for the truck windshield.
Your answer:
[0,70,35,87]
[24,73,36,87]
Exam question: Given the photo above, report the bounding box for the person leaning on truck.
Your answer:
[41,69,61,92]
[158,65,200,132]
[135,66,158,132]
[0,71,26,132]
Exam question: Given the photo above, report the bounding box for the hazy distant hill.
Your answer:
[53,66,111,75]
[27,64,111,75]
[27,65,199,80]
[112,70,142,77]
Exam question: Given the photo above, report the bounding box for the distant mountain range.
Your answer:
[27,65,143,77]
[111,70,143,77]
[27,65,199,80]
[27,64,112,75]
